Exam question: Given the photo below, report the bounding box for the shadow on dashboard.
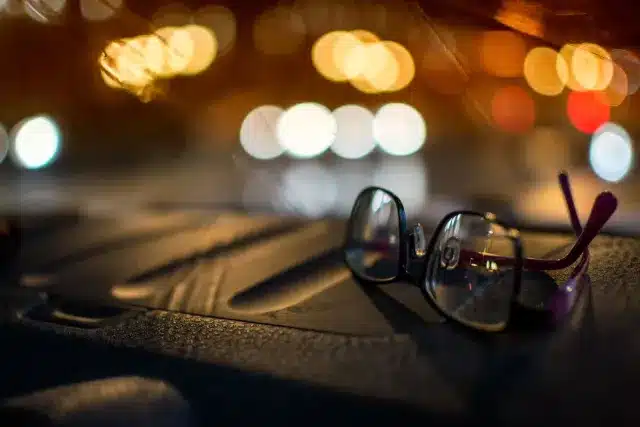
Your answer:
[0,325,468,427]
[356,267,595,422]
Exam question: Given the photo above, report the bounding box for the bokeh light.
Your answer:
[347,41,398,93]
[180,24,217,76]
[253,6,306,55]
[99,38,153,91]
[524,47,568,96]
[567,91,610,134]
[240,105,285,160]
[311,31,352,82]
[277,103,337,158]
[571,43,613,92]
[113,38,155,87]
[380,41,415,91]
[80,0,122,21]
[330,105,375,159]
[610,49,640,95]
[148,27,181,78]
[23,0,66,23]
[558,44,586,92]
[602,62,629,107]
[479,30,526,77]
[589,122,634,182]
[11,115,61,170]
[491,86,535,134]
[312,30,414,93]
[193,5,237,56]
[134,35,166,76]
[161,26,195,75]
[373,103,426,156]
[333,31,366,80]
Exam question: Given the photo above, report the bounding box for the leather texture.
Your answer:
[0,212,637,426]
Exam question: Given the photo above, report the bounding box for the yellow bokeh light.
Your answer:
[602,62,629,107]
[115,39,154,88]
[611,49,640,95]
[342,41,370,80]
[572,43,613,91]
[348,42,398,93]
[381,41,415,92]
[558,44,585,91]
[479,30,526,77]
[100,68,123,89]
[313,30,414,93]
[362,43,398,91]
[311,31,351,82]
[332,32,364,80]
[153,26,195,76]
[99,40,125,88]
[139,35,167,76]
[99,38,153,90]
[349,76,380,94]
[524,47,568,96]
[180,24,218,76]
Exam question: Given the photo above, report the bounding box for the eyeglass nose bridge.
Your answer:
[441,237,461,270]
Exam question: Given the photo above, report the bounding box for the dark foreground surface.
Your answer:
[0,207,637,425]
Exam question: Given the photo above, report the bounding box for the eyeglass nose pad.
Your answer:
[440,237,461,270]
[410,223,426,258]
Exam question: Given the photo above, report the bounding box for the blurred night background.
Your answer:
[0,0,639,232]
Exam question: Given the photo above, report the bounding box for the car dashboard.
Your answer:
[0,210,637,426]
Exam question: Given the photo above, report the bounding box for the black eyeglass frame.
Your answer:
[344,172,599,332]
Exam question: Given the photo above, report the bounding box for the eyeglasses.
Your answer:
[343,172,618,332]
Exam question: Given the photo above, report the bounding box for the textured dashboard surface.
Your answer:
[0,211,638,426]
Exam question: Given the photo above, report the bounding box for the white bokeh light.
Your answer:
[589,122,634,183]
[240,105,285,160]
[330,105,376,159]
[373,103,427,156]
[11,115,61,170]
[276,102,337,158]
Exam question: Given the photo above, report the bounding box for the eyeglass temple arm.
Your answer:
[458,190,615,270]
[522,190,615,270]
[559,171,583,235]
[456,172,606,270]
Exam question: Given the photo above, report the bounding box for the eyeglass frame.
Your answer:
[344,172,617,330]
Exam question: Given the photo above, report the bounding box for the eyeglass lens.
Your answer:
[423,213,517,332]
[344,188,401,281]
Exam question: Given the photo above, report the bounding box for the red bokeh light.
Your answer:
[566,91,610,134]
[490,86,535,134]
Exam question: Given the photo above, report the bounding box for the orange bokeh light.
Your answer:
[491,86,535,134]
[480,31,526,77]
